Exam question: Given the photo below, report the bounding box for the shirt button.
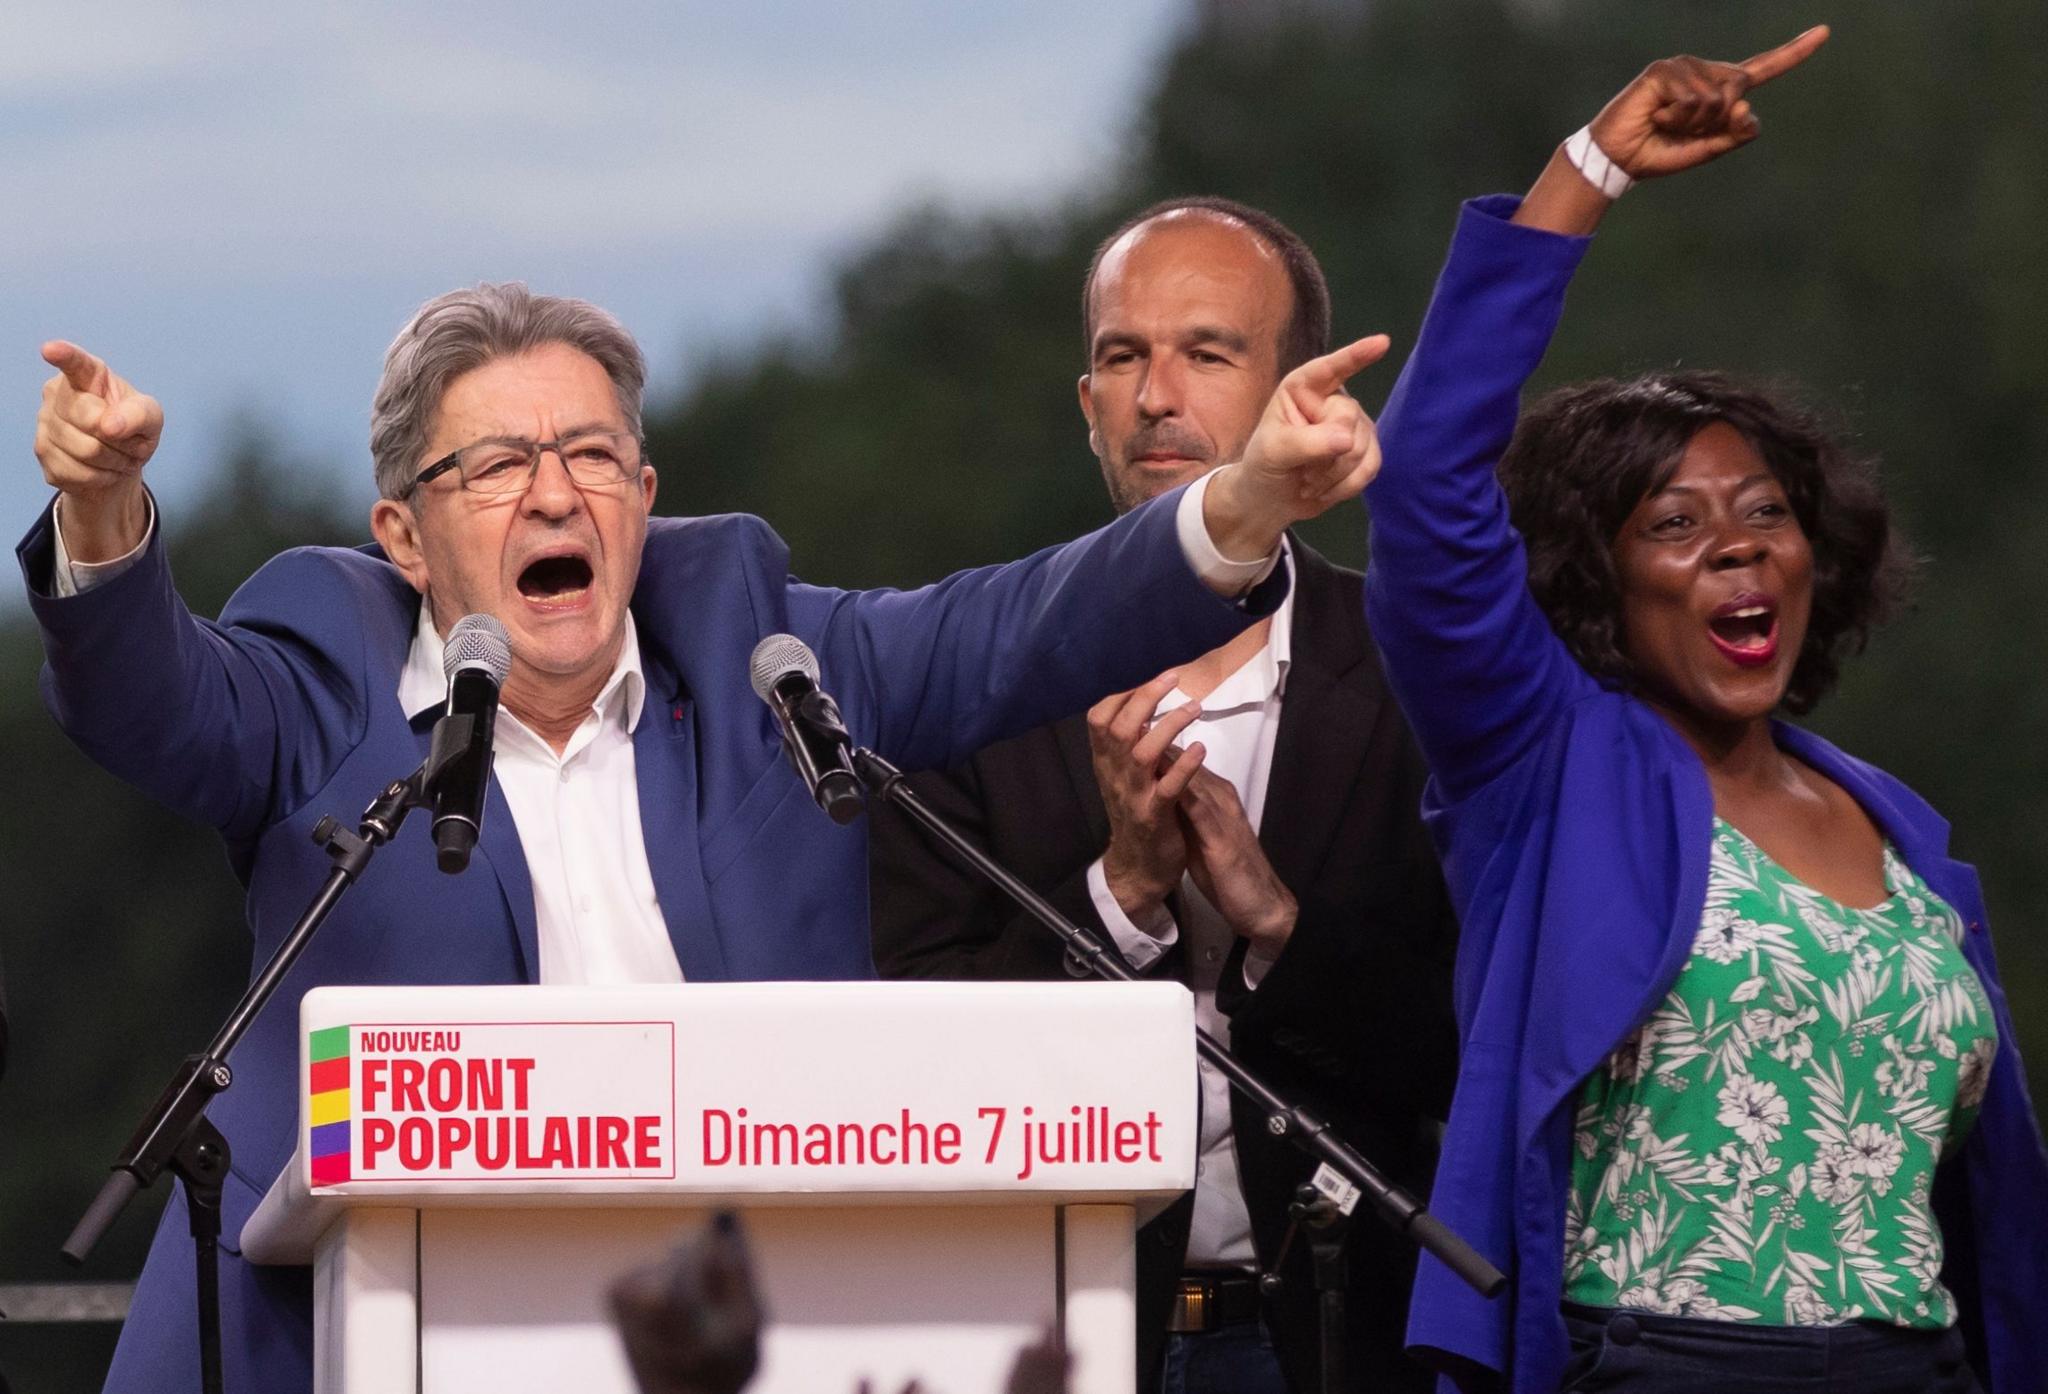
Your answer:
[1205,947,1220,963]
[557,768,570,783]
[1608,1314,1640,1346]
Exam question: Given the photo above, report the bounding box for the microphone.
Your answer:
[431,614,512,873]
[748,634,863,825]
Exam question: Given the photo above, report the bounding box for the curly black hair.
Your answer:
[1495,370,1914,715]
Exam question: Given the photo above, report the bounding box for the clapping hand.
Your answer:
[1088,671,1206,923]
[1179,766,1297,960]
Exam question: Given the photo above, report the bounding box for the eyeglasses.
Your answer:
[400,431,644,500]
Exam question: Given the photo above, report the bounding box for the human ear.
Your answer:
[370,499,431,595]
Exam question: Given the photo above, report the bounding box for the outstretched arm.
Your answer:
[812,336,1393,773]
[1365,27,1829,801]
[23,347,370,842]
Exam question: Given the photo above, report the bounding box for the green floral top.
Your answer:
[1563,819,1998,1327]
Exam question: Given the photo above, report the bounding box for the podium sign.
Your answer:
[247,982,1198,1394]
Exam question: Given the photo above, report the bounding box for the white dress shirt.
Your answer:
[1085,543,1296,1270]
[396,609,682,986]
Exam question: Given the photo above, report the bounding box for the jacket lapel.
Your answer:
[1053,714,1110,849]
[470,781,542,982]
[634,656,729,982]
[1258,544,1381,892]
[404,697,542,984]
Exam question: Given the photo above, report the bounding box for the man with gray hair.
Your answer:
[21,280,1388,1394]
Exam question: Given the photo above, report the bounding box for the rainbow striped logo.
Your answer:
[308,1025,352,1186]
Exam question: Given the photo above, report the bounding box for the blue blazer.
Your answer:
[1364,198,2048,1394]
[19,486,1265,1394]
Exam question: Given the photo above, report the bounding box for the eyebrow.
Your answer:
[1181,325,1250,353]
[1090,325,1251,359]
[1649,471,1780,499]
[467,422,620,446]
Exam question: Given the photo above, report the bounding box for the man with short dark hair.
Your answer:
[871,200,1458,1393]
[21,274,1386,1394]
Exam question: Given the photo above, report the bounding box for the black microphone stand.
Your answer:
[61,717,475,1394]
[847,745,1507,1322]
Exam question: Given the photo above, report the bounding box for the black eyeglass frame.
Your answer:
[396,432,647,502]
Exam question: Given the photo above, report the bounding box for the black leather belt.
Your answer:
[1168,1271,1264,1333]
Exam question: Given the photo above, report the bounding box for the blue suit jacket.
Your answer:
[20,487,1265,1394]
[1364,198,2048,1393]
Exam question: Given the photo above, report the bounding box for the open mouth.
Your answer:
[1707,596,1779,667]
[517,554,594,605]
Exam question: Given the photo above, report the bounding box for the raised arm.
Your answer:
[1364,27,1829,801]
[32,340,159,563]
[22,348,371,844]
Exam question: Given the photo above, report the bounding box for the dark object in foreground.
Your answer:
[1002,1329,1070,1394]
[610,1211,764,1394]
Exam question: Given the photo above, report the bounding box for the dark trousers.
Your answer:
[1560,1303,1984,1394]
[1161,1322,1292,1394]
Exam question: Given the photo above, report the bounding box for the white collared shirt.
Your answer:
[1084,544,1296,1270]
[398,608,683,986]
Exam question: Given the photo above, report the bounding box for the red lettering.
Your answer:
[539,1116,572,1166]
[506,1059,535,1110]
[362,1117,395,1167]
[1115,1120,1143,1163]
[899,1110,930,1164]
[398,1118,433,1170]
[1144,1111,1162,1162]
[596,1116,629,1167]
[360,1059,387,1110]
[391,1058,425,1112]
[934,1122,961,1164]
[425,1058,461,1111]
[703,1109,731,1165]
[634,1115,662,1169]
[476,1116,510,1170]
[436,1117,471,1165]
[464,1059,502,1110]
[979,1107,1006,1164]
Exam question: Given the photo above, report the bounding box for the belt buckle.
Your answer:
[1168,1278,1215,1334]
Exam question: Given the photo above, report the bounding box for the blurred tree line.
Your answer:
[3,0,2043,1385]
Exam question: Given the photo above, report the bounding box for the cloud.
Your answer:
[0,0,1186,553]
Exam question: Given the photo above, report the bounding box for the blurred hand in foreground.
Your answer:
[610,1210,763,1394]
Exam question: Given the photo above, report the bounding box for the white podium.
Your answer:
[242,982,1197,1394]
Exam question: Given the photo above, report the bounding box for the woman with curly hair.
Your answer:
[1366,26,2048,1394]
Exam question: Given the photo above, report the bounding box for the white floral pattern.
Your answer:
[1564,820,1998,1329]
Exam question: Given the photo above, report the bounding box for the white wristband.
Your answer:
[1564,125,1635,200]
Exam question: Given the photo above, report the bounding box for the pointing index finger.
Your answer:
[1285,333,1392,400]
[42,340,110,396]
[1740,24,1830,89]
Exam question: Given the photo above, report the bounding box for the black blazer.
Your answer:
[869,542,1458,1393]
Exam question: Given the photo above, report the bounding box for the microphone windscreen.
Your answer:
[748,633,818,702]
[444,614,513,685]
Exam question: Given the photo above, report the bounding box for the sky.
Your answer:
[0,1,1187,568]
